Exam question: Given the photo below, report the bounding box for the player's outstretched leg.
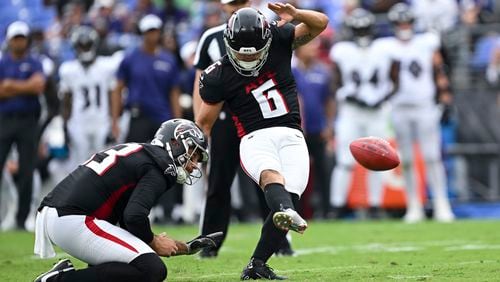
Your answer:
[34,259,75,282]
[241,258,287,280]
[263,183,307,234]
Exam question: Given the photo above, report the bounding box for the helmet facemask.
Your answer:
[153,119,209,185]
[346,8,375,48]
[71,26,99,65]
[76,41,97,64]
[171,136,209,185]
[224,36,271,77]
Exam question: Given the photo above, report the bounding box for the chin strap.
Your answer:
[176,167,188,184]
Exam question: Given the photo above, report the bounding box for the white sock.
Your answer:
[402,163,422,212]
[367,171,384,207]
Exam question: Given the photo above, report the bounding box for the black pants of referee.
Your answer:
[201,113,270,253]
[305,133,332,218]
[0,113,40,229]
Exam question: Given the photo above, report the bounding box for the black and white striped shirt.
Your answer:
[193,24,226,71]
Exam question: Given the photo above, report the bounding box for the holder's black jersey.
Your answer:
[39,143,177,243]
[199,22,302,137]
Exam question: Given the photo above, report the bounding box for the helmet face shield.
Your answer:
[224,7,272,77]
[225,37,271,75]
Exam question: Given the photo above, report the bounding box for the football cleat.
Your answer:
[34,259,75,282]
[272,208,307,234]
[433,201,455,223]
[275,240,295,257]
[240,258,287,280]
[403,209,425,224]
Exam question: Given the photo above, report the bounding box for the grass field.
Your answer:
[1,219,500,281]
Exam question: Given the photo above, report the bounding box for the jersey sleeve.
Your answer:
[199,62,224,104]
[273,22,295,51]
[426,32,441,52]
[58,63,71,94]
[329,43,343,62]
[122,167,169,243]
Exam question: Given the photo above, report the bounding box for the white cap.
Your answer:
[97,0,114,8]
[221,0,236,4]
[138,14,162,33]
[6,21,30,41]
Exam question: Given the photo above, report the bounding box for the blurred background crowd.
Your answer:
[0,0,499,232]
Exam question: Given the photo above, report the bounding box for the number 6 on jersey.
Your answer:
[251,79,289,119]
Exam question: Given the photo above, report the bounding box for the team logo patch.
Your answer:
[164,164,177,176]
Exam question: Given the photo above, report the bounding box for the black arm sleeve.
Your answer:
[122,167,171,243]
[199,65,224,104]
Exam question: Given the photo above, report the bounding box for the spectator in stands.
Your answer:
[111,14,181,143]
[0,21,46,230]
[411,0,459,33]
[158,0,189,27]
[292,38,335,218]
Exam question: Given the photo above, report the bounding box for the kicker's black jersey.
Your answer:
[199,22,302,137]
[39,143,177,243]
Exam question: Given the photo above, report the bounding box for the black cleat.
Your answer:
[34,259,75,282]
[275,245,295,257]
[240,258,287,280]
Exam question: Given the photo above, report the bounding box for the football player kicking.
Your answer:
[59,26,123,171]
[33,119,222,282]
[387,3,455,223]
[196,4,328,280]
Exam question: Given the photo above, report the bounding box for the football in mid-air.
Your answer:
[349,137,400,171]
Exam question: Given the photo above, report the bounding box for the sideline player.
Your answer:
[196,4,328,280]
[387,3,455,223]
[33,119,221,282]
[59,26,122,170]
[329,8,400,218]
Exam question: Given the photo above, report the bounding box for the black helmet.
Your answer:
[151,119,209,184]
[345,8,375,47]
[224,7,272,77]
[388,3,415,25]
[70,25,99,64]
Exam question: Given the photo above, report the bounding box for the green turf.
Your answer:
[1,220,500,281]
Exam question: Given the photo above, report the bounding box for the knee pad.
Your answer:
[130,253,167,282]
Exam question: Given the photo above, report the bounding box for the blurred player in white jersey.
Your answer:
[329,9,400,218]
[387,3,454,223]
[59,26,122,170]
